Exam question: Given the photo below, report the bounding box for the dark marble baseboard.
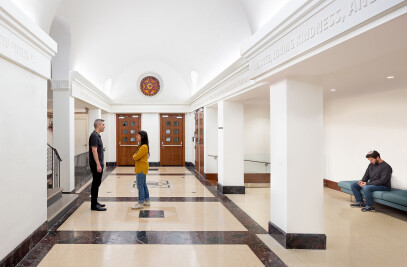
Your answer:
[0,221,47,267]
[185,162,195,168]
[106,162,116,167]
[268,221,326,250]
[217,183,245,194]
[148,162,160,167]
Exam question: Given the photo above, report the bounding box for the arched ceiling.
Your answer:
[11,0,290,102]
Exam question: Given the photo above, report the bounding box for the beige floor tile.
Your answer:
[111,166,192,174]
[38,244,263,267]
[232,188,407,266]
[226,188,270,231]
[98,174,214,197]
[58,202,247,231]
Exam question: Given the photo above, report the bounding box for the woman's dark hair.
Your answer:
[138,130,150,157]
[366,150,380,159]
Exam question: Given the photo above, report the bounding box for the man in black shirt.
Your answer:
[89,119,107,211]
[350,150,392,212]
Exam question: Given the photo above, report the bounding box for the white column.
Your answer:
[88,108,102,136]
[217,101,244,193]
[269,78,324,241]
[204,106,218,174]
[52,80,75,192]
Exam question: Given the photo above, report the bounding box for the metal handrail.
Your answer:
[207,155,270,166]
[47,143,62,161]
[47,143,61,189]
[244,159,270,166]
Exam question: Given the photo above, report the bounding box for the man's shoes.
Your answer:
[132,203,144,210]
[350,202,366,208]
[144,200,151,206]
[97,202,106,207]
[361,206,375,212]
[91,204,107,211]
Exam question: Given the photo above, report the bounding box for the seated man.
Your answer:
[350,150,392,212]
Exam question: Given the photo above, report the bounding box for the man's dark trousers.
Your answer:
[91,166,103,208]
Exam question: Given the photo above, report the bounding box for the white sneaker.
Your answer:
[132,203,144,210]
[144,200,151,206]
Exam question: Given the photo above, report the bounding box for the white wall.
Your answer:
[101,113,116,163]
[74,113,88,155]
[324,88,407,190]
[0,58,47,260]
[204,107,218,173]
[244,106,270,173]
[141,113,160,163]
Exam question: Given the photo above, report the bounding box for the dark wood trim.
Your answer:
[244,173,270,183]
[0,221,47,267]
[205,173,218,181]
[269,221,326,250]
[323,179,341,191]
[217,183,245,194]
[203,173,270,184]
[106,162,117,167]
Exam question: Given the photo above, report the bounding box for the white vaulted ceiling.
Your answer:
[11,0,289,104]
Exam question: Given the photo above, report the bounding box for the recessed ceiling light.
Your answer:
[330,88,336,92]
[386,76,395,79]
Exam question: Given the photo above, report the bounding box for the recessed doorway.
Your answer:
[160,114,185,166]
[116,114,141,166]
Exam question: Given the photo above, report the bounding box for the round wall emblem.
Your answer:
[140,76,160,96]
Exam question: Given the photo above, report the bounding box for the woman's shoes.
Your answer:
[144,200,151,206]
[132,203,144,210]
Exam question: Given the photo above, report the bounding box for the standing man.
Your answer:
[350,150,392,212]
[89,119,107,211]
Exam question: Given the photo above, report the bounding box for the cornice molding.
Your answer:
[0,0,57,79]
[71,71,112,112]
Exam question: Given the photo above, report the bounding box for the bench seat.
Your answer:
[338,180,407,212]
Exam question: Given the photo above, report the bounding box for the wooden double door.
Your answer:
[195,109,204,176]
[160,114,185,166]
[116,114,141,166]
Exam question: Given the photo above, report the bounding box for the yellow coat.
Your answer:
[133,144,149,174]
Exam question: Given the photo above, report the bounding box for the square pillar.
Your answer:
[217,100,245,194]
[269,78,326,249]
[52,80,75,192]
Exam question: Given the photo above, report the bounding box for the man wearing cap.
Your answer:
[350,150,392,212]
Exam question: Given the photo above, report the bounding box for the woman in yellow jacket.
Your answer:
[132,130,150,210]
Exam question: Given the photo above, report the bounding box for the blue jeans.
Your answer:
[136,172,149,204]
[350,182,390,206]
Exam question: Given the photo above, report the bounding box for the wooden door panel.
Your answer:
[160,114,185,166]
[116,114,141,166]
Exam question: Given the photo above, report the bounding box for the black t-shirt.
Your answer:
[89,131,104,169]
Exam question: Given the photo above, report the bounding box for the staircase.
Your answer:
[47,188,78,228]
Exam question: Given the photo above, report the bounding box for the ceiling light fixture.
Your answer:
[386,76,395,79]
[330,88,336,92]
